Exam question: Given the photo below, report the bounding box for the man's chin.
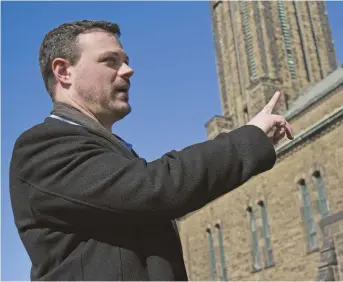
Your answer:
[115,104,131,120]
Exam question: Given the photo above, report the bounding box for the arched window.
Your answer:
[313,170,330,217]
[215,223,228,281]
[206,228,217,280]
[247,206,261,271]
[258,200,274,267]
[298,179,317,251]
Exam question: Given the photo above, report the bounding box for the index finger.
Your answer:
[262,91,281,114]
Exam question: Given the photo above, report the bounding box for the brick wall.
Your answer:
[180,86,343,280]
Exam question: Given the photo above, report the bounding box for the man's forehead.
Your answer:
[77,30,123,51]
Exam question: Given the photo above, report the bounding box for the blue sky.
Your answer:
[1,1,343,281]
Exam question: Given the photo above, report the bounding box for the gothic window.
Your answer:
[215,224,228,281]
[298,179,317,251]
[247,206,261,271]
[258,201,274,267]
[313,171,330,218]
[206,228,217,280]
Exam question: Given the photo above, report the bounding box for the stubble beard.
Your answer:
[75,80,132,123]
[113,100,132,120]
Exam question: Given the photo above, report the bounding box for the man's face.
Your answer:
[71,30,134,122]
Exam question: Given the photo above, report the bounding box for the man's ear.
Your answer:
[52,58,72,86]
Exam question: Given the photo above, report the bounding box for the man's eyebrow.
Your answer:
[99,51,129,63]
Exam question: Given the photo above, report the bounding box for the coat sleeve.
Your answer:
[11,124,276,227]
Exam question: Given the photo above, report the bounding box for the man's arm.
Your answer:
[11,124,275,228]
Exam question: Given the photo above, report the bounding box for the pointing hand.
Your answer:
[247,91,294,145]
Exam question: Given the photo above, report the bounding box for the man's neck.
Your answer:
[54,97,113,132]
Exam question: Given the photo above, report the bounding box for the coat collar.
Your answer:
[49,102,138,158]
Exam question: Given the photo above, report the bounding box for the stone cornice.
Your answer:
[276,105,343,162]
[284,69,343,121]
[286,85,342,122]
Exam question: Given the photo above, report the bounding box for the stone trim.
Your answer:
[290,88,339,123]
[276,105,343,161]
[205,114,225,127]
[318,211,343,236]
[284,79,343,121]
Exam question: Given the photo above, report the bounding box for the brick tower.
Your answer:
[178,1,343,281]
[206,1,337,139]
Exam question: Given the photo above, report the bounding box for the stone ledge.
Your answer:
[284,67,343,120]
[276,105,343,159]
[319,211,343,236]
[205,115,234,139]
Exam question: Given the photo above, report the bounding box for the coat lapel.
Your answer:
[50,102,137,159]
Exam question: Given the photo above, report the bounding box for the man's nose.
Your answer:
[118,63,134,78]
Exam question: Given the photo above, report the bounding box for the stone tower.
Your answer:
[178,1,343,281]
[206,0,337,139]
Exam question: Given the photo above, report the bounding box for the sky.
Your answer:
[1,1,343,281]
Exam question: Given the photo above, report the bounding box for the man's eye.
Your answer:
[105,58,117,63]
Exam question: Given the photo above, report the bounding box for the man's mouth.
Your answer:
[116,90,129,102]
[116,87,129,93]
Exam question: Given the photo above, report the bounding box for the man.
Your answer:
[10,20,293,281]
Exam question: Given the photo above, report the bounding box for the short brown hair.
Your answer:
[39,20,121,100]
